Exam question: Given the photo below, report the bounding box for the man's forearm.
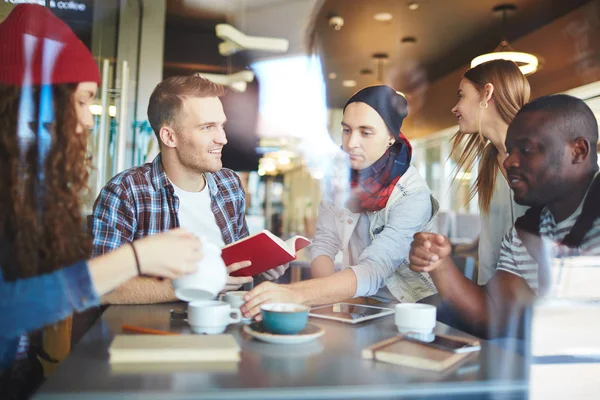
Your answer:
[293,268,357,306]
[430,257,493,332]
[101,277,178,304]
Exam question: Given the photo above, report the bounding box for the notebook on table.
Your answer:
[109,334,240,363]
[362,335,479,371]
[110,361,239,373]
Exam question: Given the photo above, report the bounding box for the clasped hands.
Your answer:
[409,232,452,273]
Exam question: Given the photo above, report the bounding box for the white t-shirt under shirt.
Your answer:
[171,178,225,248]
[496,178,600,294]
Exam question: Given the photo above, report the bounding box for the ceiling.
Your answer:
[164,0,594,109]
[161,0,599,141]
[311,0,593,107]
[167,0,294,19]
[164,0,309,76]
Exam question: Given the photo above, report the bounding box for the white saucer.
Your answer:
[243,322,324,344]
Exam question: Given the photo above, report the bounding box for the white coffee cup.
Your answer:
[222,291,253,323]
[395,304,436,334]
[172,241,227,302]
[188,300,242,334]
[222,291,248,310]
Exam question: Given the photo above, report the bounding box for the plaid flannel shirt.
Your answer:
[91,155,249,256]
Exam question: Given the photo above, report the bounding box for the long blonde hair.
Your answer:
[451,59,530,213]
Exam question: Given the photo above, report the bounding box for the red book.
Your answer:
[222,230,311,277]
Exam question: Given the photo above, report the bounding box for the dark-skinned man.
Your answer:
[410,94,600,338]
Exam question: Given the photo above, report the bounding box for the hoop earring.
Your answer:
[479,101,488,109]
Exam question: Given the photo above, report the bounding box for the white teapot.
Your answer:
[172,240,227,302]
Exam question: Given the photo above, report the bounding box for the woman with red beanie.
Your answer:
[0,4,202,397]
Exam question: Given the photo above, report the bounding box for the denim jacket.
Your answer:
[0,261,99,369]
[310,165,439,303]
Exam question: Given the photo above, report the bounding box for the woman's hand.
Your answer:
[133,229,203,279]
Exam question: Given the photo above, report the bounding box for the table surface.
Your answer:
[35,303,528,399]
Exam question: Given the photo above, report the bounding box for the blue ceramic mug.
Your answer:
[261,303,309,335]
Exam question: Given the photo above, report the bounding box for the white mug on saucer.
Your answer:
[222,291,252,323]
[222,291,248,309]
[395,303,436,335]
[172,241,227,302]
[188,300,242,334]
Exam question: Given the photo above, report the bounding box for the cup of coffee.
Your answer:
[172,242,227,302]
[394,303,436,335]
[222,291,248,310]
[261,303,309,335]
[188,300,242,334]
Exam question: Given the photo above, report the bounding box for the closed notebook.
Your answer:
[222,230,311,277]
[362,335,478,372]
[110,361,239,373]
[109,334,240,363]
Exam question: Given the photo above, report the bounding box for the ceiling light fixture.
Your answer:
[471,4,538,75]
[342,80,357,88]
[372,52,389,84]
[89,104,102,116]
[408,2,419,11]
[263,163,277,173]
[215,24,289,56]
[328,72,337,80]
[89,104,117,117]
[374,12,393,22]
[328,15,344,31]
[197,70,255,93]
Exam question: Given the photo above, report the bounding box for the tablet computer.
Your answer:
[309,303,394,324]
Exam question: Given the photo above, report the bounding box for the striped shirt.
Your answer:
[91,155,249,256]
[497,199,600,293]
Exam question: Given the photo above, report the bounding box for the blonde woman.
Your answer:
[450,59,530,284]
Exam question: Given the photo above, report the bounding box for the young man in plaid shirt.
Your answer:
[90,75,287,304]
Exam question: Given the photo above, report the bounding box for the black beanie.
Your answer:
[343,85,408,140]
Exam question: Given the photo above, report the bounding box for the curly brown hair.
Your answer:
[0,83,92,281]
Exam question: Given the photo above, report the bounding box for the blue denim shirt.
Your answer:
[0,260,99,369]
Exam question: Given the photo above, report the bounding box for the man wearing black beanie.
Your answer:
[242,86,440,316]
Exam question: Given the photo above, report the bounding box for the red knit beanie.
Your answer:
[0,4,101,86]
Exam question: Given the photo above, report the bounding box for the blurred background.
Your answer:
[2,0,598,258]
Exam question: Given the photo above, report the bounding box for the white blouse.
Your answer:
[477,174,529,285]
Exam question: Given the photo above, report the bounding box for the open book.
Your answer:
[222,230,311,277]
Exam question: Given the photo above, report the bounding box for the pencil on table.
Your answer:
[121,324,180,335]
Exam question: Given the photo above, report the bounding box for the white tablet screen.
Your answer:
[309,303,393,322]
